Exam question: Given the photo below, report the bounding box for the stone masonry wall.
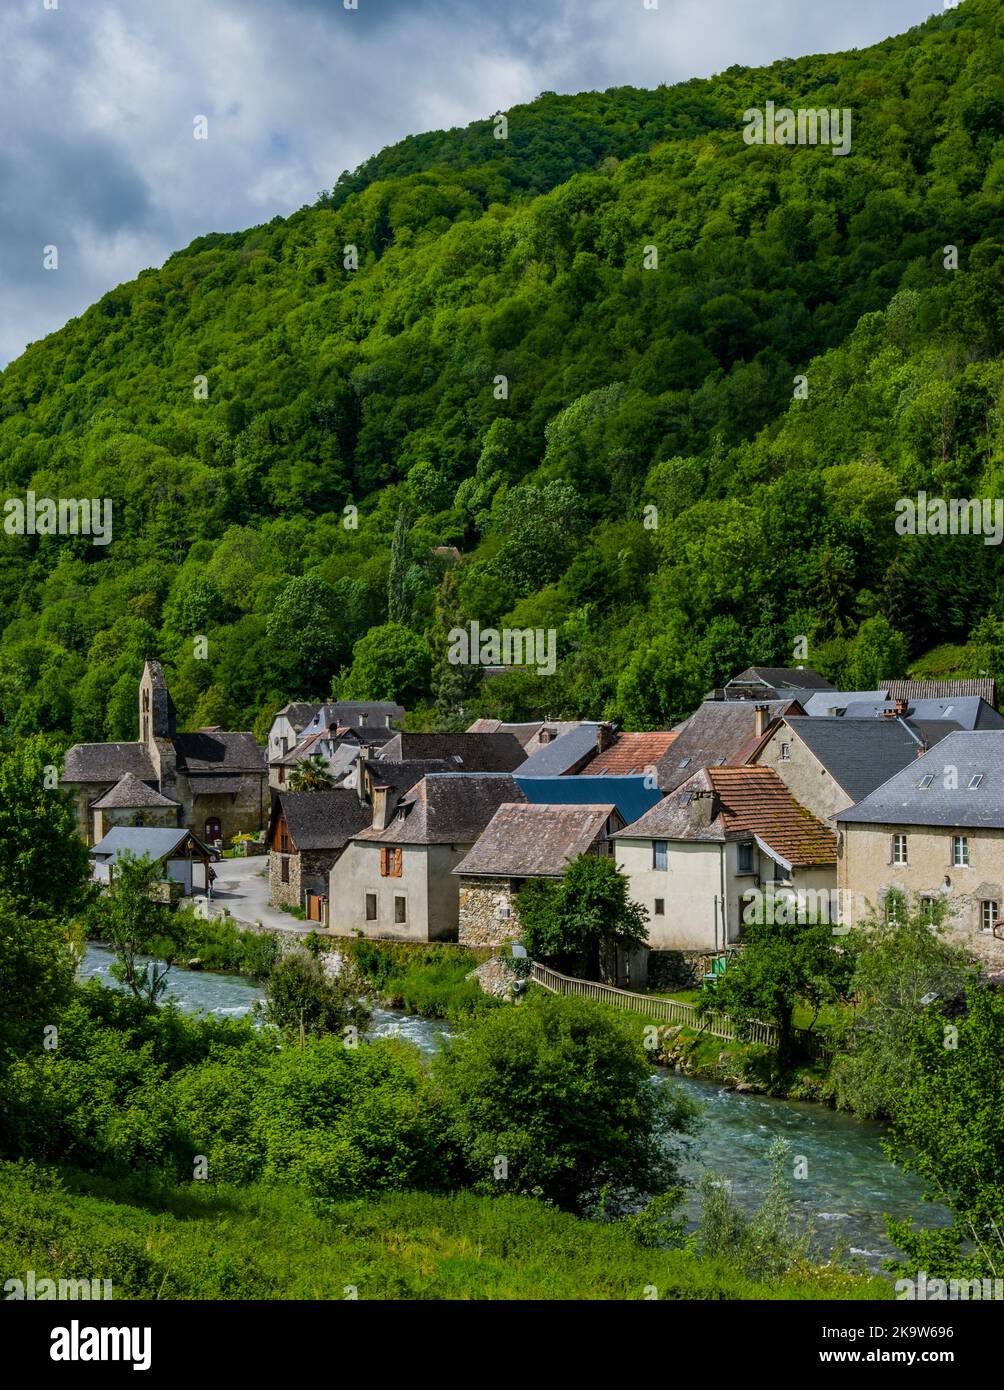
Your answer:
[268,850,302,909]
[458,877,520,949]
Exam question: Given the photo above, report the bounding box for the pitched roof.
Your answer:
[800,689,889,716]
[173,730,266,773]
[840,697,1004,731]
[884,677,997,709]
[90,826,211,864]
[656,700,801,792]
[616,766,836,867]
[729,667,834,691]
[275,702,323,732]
[356,773,526,845]
[583,731,678,776]
[62,742,157,785]
[270,789,371,852]
[837,731,1004,829]
[515,773,663,825]
[378,731,526,771]
[454,802,620,878]
[515,723,605,777]
[466,719,544,749]
[90,774,180,810]
[363,757,459,794]
[763,717,959,804]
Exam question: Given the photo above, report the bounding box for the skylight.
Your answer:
[968,774,984,790]
[918,774,934,789]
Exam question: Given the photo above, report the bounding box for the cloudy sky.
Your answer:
[0,0,945,367]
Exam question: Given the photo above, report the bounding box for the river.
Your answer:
[79,944,947,1269]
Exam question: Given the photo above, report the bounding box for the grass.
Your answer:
[347,939,499,1020]
[0,1162,889,1301]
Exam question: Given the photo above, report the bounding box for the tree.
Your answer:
[339,622,433,706]
[884,984,1004,1281]
[516,854,649,979]
[698,911,856,1068]
[387,505,411,625]
[831,891,976,1119]
[433,991,699,1212]
[256,949,371,1044]
[846,615,908,690]
[89,853,188,1004]
[0,901,77,1060]
[266,576,345,694]
[0,737,90,919]
[287,753,335,792]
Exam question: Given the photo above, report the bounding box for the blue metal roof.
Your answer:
[515,774,662,824]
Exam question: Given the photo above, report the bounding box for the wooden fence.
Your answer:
[530,961,798,1050]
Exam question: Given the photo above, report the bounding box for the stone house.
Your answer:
[327,773,525,942]
[62,661,267,846]
[89,772,181,844]
[835,730,1004,963]
[750,714,958,822]
[268,702,403,788]
[454,801,622,949]
[267,789,371,920]
[614,765,837,956]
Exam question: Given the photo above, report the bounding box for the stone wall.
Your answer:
[268,850,302,909]
[458,877,520,948]
[93,803,179,843]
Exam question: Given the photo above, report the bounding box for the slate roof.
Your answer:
[453,802,620,878]
[363,758,459,793]
[583,731,678,776]
[515,723,604,777]
[884,677,997,709]
[729,667,834,691]
[90,827,212,865]
[378,731,526,771]
[840,697,1004,731]
[356,773,526,845]
[656,700,802,792]
[466,719,545,749]
[62,742,157,785]
[616,766,837,867]
[276,703,323,732]
[174,730,266,773]
[800,689,889,716]
[762,717,960,805]
[90,774,179,810]
[300,702,404,738]
[515,774,663,825]
[269,790,371,852]
[836,731,1004,829]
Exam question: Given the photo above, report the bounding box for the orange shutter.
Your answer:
[392,848,403,877]
[380,847,390,877]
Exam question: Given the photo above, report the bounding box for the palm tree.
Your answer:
[287,753,334,792]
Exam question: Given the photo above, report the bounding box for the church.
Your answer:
[61,661,268,847]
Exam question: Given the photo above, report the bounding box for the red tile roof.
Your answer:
[584,731,678,776]
[709,766,837,866]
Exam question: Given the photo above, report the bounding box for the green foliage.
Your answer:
[517,853,649,977]
[0,903,77,1061]
[883,984,1004,1281]
[0,738,90,918]
[347,938,498,1019]
[87,853,188,1004]
[0,2,1002,733]
[256,949,371,1042]
[432,991,700,1212]
[287,753,335,791]
[831,892,977,1119]
[699,914,856,1067]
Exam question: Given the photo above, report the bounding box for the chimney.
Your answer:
[754,704,770,738]
[596,722,616,754]
[371,784,399,831]
[690,788,719,828]
[894,697,909,716]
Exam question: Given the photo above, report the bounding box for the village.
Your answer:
[59,658,1004,989]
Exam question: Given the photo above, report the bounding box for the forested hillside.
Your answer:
[1,0,1002,743]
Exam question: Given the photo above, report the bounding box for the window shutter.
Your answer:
[380,847,390,876]
[392,848,403,877]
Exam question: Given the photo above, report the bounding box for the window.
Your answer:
[654,899,665,916]
[365,893,377,921]
[379,847,403,877]
[496,903,511,921]
[394,896,407,924]
[953,836,970,868]
[779,742,791,762]
[981,900,999,933]
[281,857,289,884]
[652,840,668,871]
[892,834,908,866]
[919,774,935,790]
[737,842,754,874]
[969,774,984,790]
